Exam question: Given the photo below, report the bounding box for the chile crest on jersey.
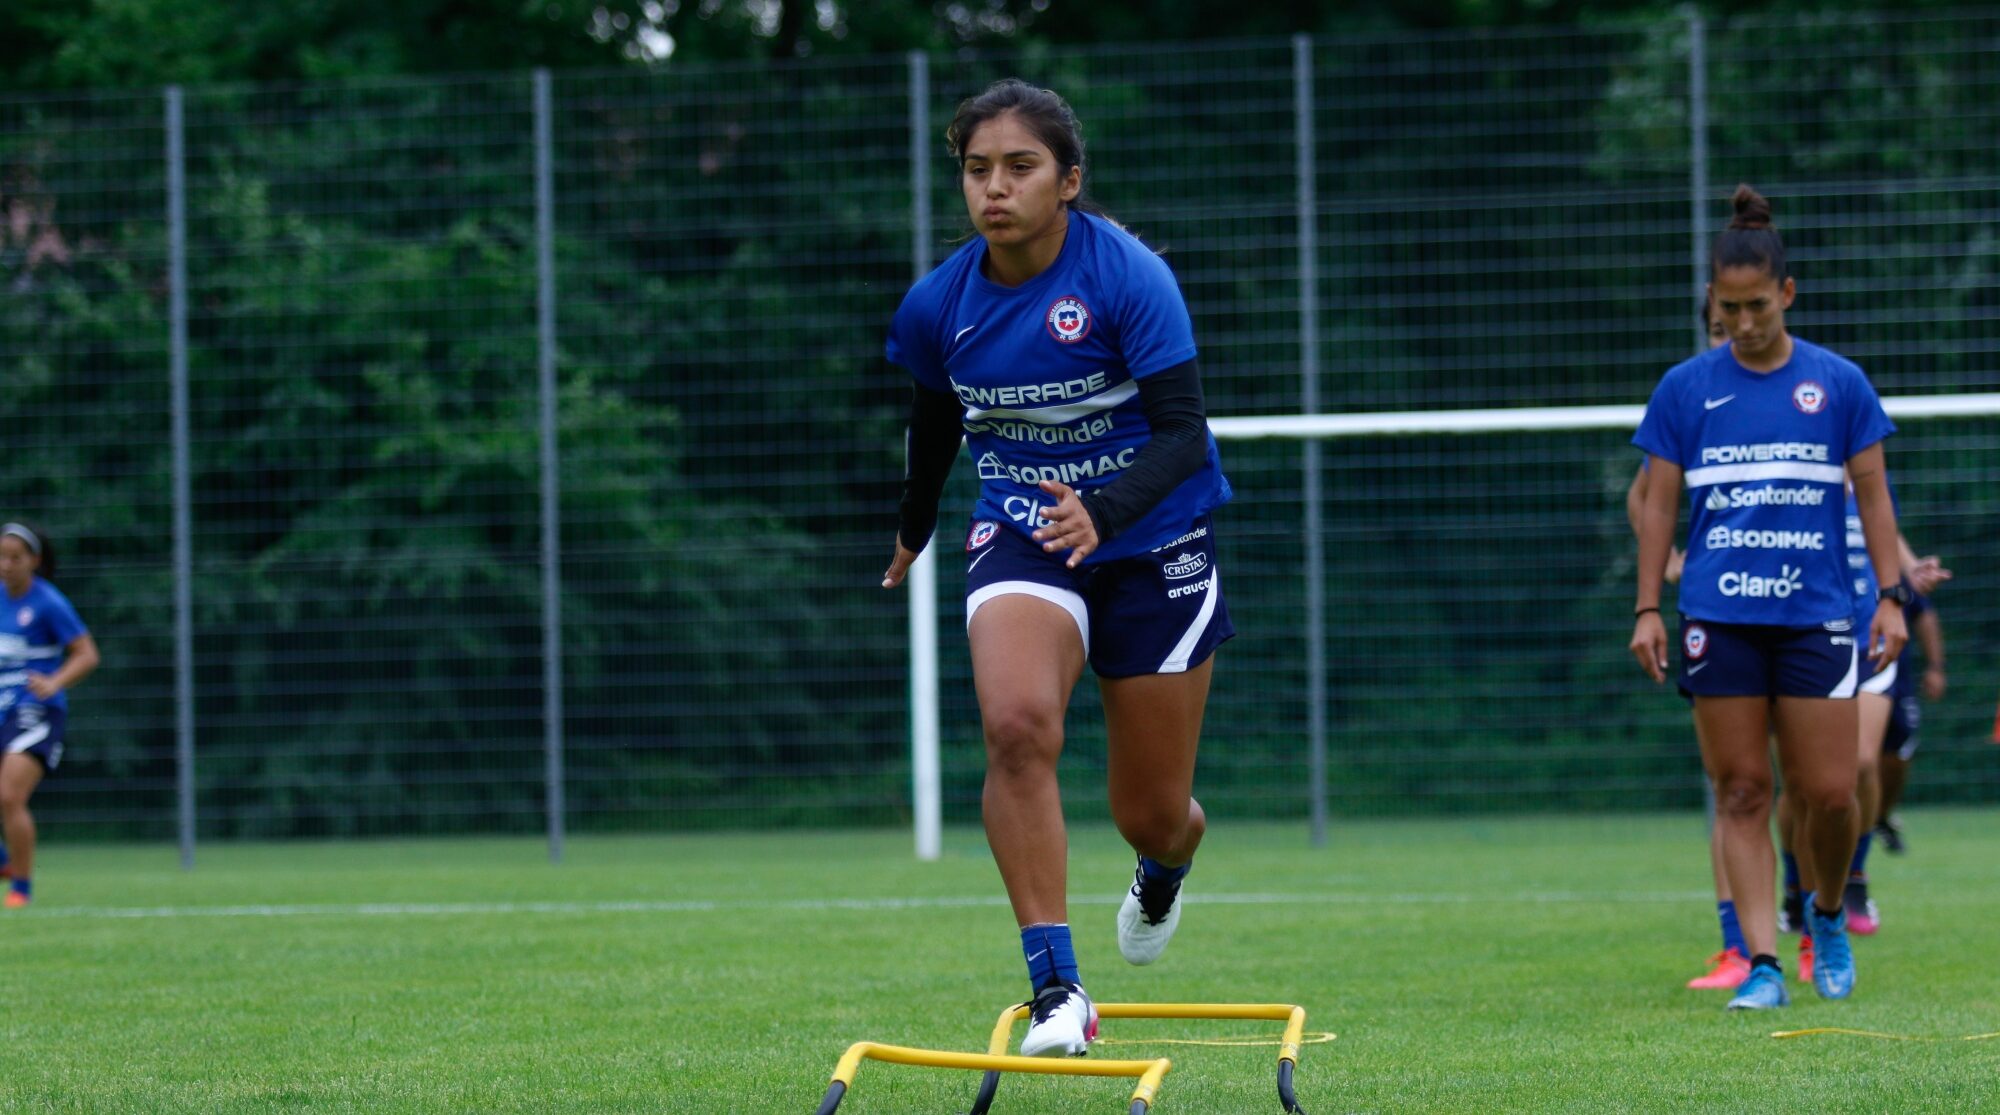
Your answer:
[884,211,1230,563]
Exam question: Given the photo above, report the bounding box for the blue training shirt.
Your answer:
[1844,487,1878,619]
[1635,337,1894,626]
[1,577,87,712]
[886,210,1232,563]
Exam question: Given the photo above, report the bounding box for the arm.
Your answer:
[1629,454,1681,683]
[882,382,964,588]
[1913,608,1946,700]
[1625,464,1646,537]
[1032,359,1209,567]
[26,632,98,700]
[1078,360,1208,545]
[1847,443,1908,668]
[1626,463,1684,583]
[1896,532,1952,596]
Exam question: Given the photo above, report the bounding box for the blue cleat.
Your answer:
[1806,894,1856,999]
[1726,963,1789,1011]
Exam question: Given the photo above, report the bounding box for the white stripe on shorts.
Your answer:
[1859,658,1898,696]
[1156,569,1220,674]
[966,580,1090,653]
[1827,639,1859,699]
[5,721,49,755]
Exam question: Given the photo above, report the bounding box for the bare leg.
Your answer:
[1101,659,1212,867]
[970,595,1087,928]
[0,754,43,885]
[1772,696,1860,911]
[1696,697,1778,959]
[1856,691,1892,836]
[1778,787,1808,900]
[1697,713,1732,903]
[1879,751,1909,819]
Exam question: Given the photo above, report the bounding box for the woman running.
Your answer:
[881,80,1232,1055]
[0,521,100,908]
[1630,185,1906,1010]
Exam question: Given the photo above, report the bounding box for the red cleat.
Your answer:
[1686,948,1752,990]
[3,891,29,909]
[1796,934,1814,984]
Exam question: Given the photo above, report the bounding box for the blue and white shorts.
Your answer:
[2,701,65,771]
[1678,618,1858,700]
[963,515,1233,678]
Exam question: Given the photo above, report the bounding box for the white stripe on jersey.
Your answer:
[4,720,49,755]
[1684,461,1845,488]
[961,379,1139,425]
[1157,569,1220,674]
[1827,641,1859,699]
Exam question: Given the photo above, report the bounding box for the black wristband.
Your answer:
[1634,605,1661,617]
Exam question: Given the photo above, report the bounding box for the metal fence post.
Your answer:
[1688,8,1709,352]
[533,69,566,864]
[907,50,942,863]
[165,85,196,870]
[1294,35,1329,848]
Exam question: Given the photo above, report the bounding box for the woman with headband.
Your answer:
[0,521,100,908]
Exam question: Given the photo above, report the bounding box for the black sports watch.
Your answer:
[1878,583,1914,607]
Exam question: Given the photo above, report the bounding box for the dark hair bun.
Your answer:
[1729,184,1774,231]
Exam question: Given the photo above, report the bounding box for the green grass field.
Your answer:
[5,811,1999,1113]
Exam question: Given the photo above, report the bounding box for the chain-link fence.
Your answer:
[4,11,1998,849]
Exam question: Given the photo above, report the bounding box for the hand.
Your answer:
[881,536,920,589]
[25,674,61,700]
[1922,665,1947,702]
[1906,555,1952,596]
[1663,546,1686,585]
[1630,611,1669,684]
[1030,479,1098,569]
[1868,598,1908,673]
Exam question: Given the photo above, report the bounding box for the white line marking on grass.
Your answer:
[32,890,1713,921]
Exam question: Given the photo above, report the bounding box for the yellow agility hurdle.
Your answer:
[968,1002,1313,1115]
[811,1041,1171,1115]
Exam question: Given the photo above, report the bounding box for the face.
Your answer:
[959,112,1080,247]
[1705,302,1728,349]
[0,535,36,588]
[1708,265,1794,358]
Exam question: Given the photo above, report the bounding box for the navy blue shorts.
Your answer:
[2,701,65,771]
[963,515,1233,678]
[1678,618,1858,700]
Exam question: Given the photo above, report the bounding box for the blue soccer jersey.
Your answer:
[1,577,87,712]
[886,211,1231,562]
[1844,487,1878,616]
[1635,338,1895,626]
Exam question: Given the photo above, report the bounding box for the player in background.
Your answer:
[1873,551,1950,851]
[1627,297,1748,990]
[1631,185,1905,1010]
[881,80,1233,1057]
[0,521,100,909]
[1873,582,1945,853]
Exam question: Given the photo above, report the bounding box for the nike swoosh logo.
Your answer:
[1025,948,1048,963]
[1688,661,1709,674]
[967,548,994,574]
[953,325,977,344]
[1704,395,1736,410]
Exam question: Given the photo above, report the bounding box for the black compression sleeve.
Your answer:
[896,382,964,552]
[1078,359,1208,544]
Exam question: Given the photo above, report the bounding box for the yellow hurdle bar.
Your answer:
[976,1002,1312,1115]
[815,1040,1171,1115]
